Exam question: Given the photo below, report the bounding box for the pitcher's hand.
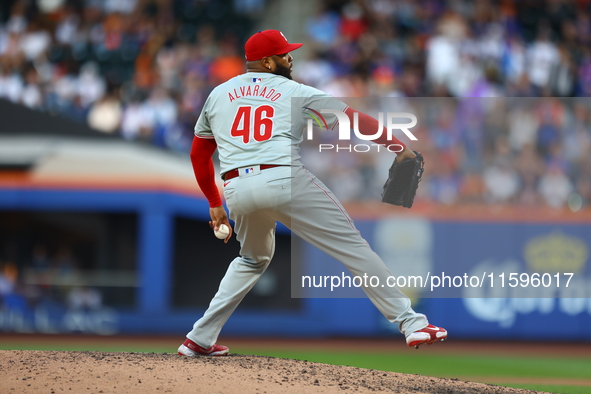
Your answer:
[209,206,233,243]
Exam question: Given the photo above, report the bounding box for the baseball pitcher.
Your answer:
[178,30,447,357]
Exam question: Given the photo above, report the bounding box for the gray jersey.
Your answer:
[194,72,347,175]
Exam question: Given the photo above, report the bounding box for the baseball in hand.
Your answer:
[214,224,230,239]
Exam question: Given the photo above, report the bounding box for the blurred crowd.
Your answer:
[0,243,103,314]
[302,97,591,209]
[1,0,591,209]
[0,0,256,150]
[295,0,591,209]
[297,0,591,98]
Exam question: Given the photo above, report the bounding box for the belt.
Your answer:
[222,164,285,181]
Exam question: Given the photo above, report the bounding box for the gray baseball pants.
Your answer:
[187,165,428,348]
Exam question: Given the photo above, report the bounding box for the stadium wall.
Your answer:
[1,188,589,341]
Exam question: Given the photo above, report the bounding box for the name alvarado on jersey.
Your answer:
[228,84,282,102]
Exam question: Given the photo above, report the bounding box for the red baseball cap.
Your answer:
[244,30,303,61]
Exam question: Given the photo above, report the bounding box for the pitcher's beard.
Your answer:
[274,63,292,80]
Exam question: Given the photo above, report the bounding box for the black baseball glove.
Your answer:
[381,151,424,208]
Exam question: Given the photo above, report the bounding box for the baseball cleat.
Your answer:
[406,324,447,349]
[178,338,229,356]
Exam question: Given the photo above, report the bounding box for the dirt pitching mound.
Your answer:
[0,350,543,393]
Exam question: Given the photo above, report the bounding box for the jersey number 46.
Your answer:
[230,105,275,144]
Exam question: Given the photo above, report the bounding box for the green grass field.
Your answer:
[1,337,590,394]
[230,348,591,394]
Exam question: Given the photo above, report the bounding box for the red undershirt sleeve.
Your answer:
[344,107,406,150]
[190,136,222,208]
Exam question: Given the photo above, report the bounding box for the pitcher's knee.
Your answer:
[236,257,270,271]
